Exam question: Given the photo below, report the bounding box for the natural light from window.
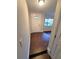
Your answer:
[44,18,53,27]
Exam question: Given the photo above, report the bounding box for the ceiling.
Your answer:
[26,0,57,18]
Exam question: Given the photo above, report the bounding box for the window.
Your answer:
[44,18,53,26]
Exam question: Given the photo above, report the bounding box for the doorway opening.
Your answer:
[29,16,54,59]
[26,0,58,59]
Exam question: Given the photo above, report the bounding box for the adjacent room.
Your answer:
[26,0,57,59]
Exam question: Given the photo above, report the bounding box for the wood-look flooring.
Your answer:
[30,32,51,59]
[30,54,51,59]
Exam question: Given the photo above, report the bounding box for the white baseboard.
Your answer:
[47,47,51,56]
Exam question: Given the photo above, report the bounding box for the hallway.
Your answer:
[17,0,61,59]
[30,32,51,59]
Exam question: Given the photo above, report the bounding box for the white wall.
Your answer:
[30,12,53,33]
[17,0,30,59]
[44,27,52,31]
[30,12,44,33]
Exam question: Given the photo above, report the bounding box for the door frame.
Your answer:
[47,0,61,56]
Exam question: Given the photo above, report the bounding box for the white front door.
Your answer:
[47,0,61,58]
[31,13,44,33]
